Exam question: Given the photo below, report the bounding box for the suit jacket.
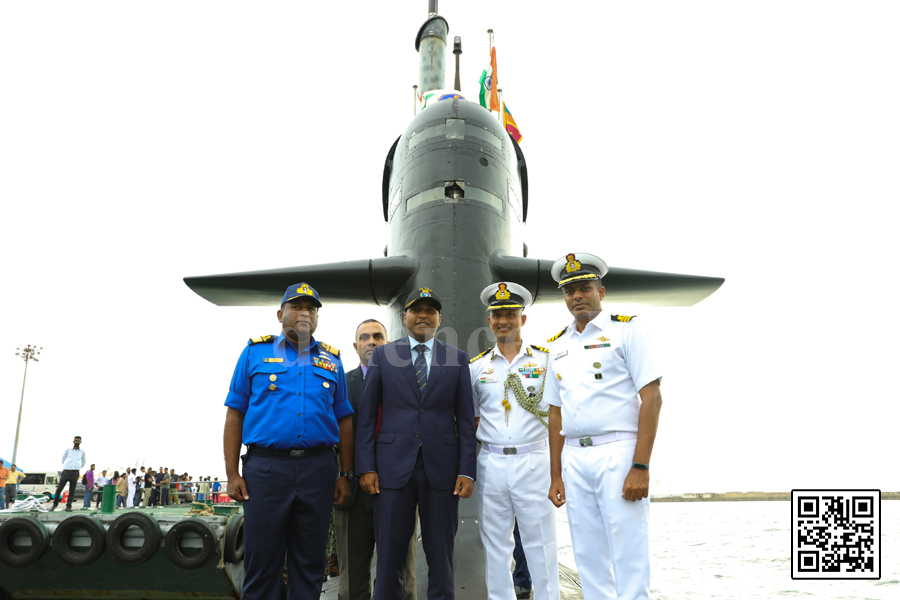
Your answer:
[345,365,366,434]
[355,337,476,490]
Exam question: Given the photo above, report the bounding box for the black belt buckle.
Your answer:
[503,447,517,455]
[579,437,593,447]
[289,449,306,458]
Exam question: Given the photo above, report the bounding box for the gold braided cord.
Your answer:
[557,273,600,286]
[503,369,549,428]
[488,304,525,310]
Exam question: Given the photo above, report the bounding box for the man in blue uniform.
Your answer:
[224,282,355,600]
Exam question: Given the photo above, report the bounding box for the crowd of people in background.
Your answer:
[79,465,224,509]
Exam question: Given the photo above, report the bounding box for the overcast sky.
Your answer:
[1,1,898,495]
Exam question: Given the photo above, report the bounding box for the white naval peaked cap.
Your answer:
[479,281,533,310]
[551,253,609,288]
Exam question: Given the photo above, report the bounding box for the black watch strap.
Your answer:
[339,470,355,479]
[631,462,650,470]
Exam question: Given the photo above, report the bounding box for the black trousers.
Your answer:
[148,488,160,506]
[53,469,79,507]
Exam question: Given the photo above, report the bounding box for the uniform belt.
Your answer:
[483,438,548,455]
[247,445,331,458]
[564,431,637,447]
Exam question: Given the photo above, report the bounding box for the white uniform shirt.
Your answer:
[545,311,662,438]
[469,343,551,446]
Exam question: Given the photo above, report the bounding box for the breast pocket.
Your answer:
[312,366,338,403]
[250,364,288,400]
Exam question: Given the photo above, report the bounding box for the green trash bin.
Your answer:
[101,484,117,514]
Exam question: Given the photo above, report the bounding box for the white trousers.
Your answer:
[477,445,560,600]
[126,485,135,508]
[563,439,649,600]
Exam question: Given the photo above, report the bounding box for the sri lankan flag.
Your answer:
[503,103,522,144]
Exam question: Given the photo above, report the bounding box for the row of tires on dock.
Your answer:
[0,512,244,570]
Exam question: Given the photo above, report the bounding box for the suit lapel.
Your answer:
[348,367,364,412]
[395,339,422,400]
[422,340,446,402]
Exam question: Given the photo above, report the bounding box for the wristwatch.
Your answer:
[339,470,356,480]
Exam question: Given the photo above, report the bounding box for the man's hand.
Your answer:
[360,472,380,495]
[453,476,474,498]
[227,475,250,502]
[622,467,649,502]
[549,476,566,507]
[333,477,351,506]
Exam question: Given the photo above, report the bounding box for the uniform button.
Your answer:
[414,433,420,438]
[297,435,301,438]
[298,413,302,417]
[419,408,425,413]
[297,392,302,396]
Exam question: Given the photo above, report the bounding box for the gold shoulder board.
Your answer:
[249,335,274,345]
[611,315,636,323]
[530,345,550,354]
[547,327,568,343]
[320,342,340,357]
[469,349,490,364]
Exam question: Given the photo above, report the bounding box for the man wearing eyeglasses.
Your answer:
[223,282,354,600]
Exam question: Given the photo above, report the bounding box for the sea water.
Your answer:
[555,500,899,600]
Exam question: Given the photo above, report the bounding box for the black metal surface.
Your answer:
[414,15,448,51]
[490,253,726,306]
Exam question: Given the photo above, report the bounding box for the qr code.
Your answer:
[792,489,880,579]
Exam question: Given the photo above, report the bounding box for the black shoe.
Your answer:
[51,502,59,511]
[65,506,73,512]
[515,586,532,599]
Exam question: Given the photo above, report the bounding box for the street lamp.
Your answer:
[12,345,42,465]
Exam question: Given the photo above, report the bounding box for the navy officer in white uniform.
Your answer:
[544,254,663,600]
[469,282,560,600]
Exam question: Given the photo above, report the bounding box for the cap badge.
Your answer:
[565,253,582,273]
[419,287,432,297]
[494,283,511,300]
[297,284,313,296]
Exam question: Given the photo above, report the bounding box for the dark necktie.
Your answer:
[414,344,429,394]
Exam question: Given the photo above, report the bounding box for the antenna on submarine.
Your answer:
[453,36,462,92]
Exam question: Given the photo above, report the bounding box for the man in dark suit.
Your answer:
[334,319,417,600]
[357,288,477,600]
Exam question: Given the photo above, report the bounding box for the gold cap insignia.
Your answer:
[494,283,511,300]
[565,253,582,273]
[298,284,313,296]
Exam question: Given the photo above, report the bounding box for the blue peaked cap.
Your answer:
[281,282,322,308]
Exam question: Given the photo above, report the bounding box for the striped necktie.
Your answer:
[414,344,429,393]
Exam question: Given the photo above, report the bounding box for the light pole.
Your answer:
[12,345,41,465]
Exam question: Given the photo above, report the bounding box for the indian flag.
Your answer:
[503,103,522,144]
[479,45,501,111]
[478,68,493,109]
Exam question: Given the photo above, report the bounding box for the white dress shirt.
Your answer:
[469,342,550,446]
[408,335,435,379]
[61,447,86,470]
[545,311,662,437]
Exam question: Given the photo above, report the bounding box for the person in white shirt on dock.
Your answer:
[469,282,560,600]
[545,253,663,600]
[52,435,87,512]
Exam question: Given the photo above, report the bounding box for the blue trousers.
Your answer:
[512,520,532,588]
[242,451,337,600]
[373,449,459,600]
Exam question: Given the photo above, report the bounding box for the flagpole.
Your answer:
[413,85,418,116]
[498,89,504,124]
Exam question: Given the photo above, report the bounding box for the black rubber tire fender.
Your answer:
[164,518,218,570]
[0,516,50,568]
[106,512,161,566]
[53,515,106,567]
[223,514,244,563]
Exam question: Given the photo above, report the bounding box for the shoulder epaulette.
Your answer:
[249,335,275,345]
[547,327,568,343]
[611,315,636,323]
[530,344,550,354]
[469,349,490,364]
[319,342,340,357]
